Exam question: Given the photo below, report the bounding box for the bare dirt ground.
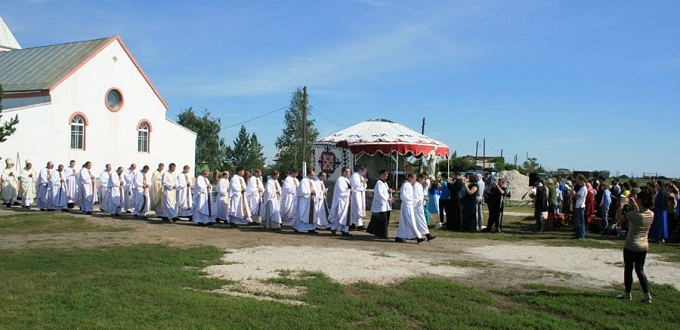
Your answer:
[2,207,679,303]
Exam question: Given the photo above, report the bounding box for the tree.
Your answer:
[274,87,319,172]
[0,84,20,143]
[523,157,546,174]
[177,108,226,171]
[224,125,266,171]
[439,155,474,172]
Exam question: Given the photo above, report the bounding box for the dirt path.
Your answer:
[2,208,678,294]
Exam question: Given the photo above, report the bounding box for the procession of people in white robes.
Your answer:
[1,156,440,245]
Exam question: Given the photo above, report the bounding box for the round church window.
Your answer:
[105,88,124,112]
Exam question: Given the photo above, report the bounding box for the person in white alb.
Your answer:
[314,172,330,229]
[133,165,150,218]
[19,160,37,209]
[395,173,425,243]
[280,170,299,226]
[122,164,136,213]
[150,163,165,217]
[176,165,194,220]
[36,161,54,211]
[350,165,368,230]
[293,169,319,233]
[215,171,230,223]
[329,166,353,237]
[1,158,19,207]
[108,166,125,216]
[192,170,215,226]
[78,161,96,214]
[228,167,252,226]
[49,164,68,211]
[247,169,264,224]
[162,163,179,222]
[64,160,79,209]
[413,173,436,241]
[261,170,282,230]
[98,164,112,213]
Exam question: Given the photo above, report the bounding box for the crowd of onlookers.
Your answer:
[425,171,679,243]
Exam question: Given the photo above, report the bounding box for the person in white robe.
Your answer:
[261,170,282,230]
[176,165,194,219]
[192,170,215,225]
[133,165,151,218]
[108,166,125,216]
[77,161,96,214]
[314,172,330,229]
[98,164,112,213]
[48,164,68,211]
[122,164,136,213]
[350,165,368,230]
[329,166,353,236]
[280,170,299,226]
[161,163,179,222]
[292,169,319,233]
[64,160,79,208]
[247,169,265,224]
[366,169,392,239]
[228,167,252,225]
[150,163,165,217]
[215,171,230,223]
[1,158,19,207]
[395,173,425,243]
[36,161,54,211]
[19,160,37,209]
[413,173,435,241]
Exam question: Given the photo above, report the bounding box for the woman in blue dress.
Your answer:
[649,180,668,243]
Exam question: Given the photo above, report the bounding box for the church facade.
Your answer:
[0,19,196,173]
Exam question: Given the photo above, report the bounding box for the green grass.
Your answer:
[0,213,131,234]
[1,244,679,329]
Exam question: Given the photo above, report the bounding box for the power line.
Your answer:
[220,105,289,130]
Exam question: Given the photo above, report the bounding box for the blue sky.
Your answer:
[2,0,679,177]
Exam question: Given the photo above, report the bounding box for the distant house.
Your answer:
[0,17,196,171]
[465,156,499,171]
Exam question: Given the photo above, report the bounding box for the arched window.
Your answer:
[70,115,85,150]
[137,122,149,153]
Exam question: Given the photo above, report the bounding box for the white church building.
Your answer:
[0,17,196,172]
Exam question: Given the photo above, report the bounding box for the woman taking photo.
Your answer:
[461,174,478,233]
[615,186,654,303]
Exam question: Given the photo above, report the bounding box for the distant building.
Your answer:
[0,17,196,171]
[464,156,499,171]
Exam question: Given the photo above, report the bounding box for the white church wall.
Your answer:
[0,38,196,172]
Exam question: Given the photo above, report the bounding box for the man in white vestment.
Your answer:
[293,169,319,233]
[77,161,96,214]
[150,163,165,217]
[176,165,194,219]
[64,160,79,209]
[314,172,330,229]
[192,170,215,225]
[122,164,137,213]
[215,171,230,223]
[133,165,151,218]
[48,164,67,211]
[1,158,19,207]
[247,169,264,224]
[413,173,435,241]
[161,163,179,222]
[395,173,425,243]
[261,170,282,230]
[228,166,252,226]
[19,160,37,209]
[329,166,353,237]
[98,164,112,213]
[36,161,54,211]
[108,166,125,216]
[350,165,368,230]
[366,169,392,239]
[280,170,299,226]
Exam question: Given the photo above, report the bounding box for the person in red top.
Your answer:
[585,182,596,226]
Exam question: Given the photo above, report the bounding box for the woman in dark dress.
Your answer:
[484,178,506,232]
[649,180,669,243]
[461,174,478,233]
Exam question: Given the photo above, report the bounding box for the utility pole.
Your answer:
[482,138,486,172]
[302,86,307,174]
[419,117,425,173]
[475,141,479,172]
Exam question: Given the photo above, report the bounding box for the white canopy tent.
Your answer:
[312,118,450,189]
